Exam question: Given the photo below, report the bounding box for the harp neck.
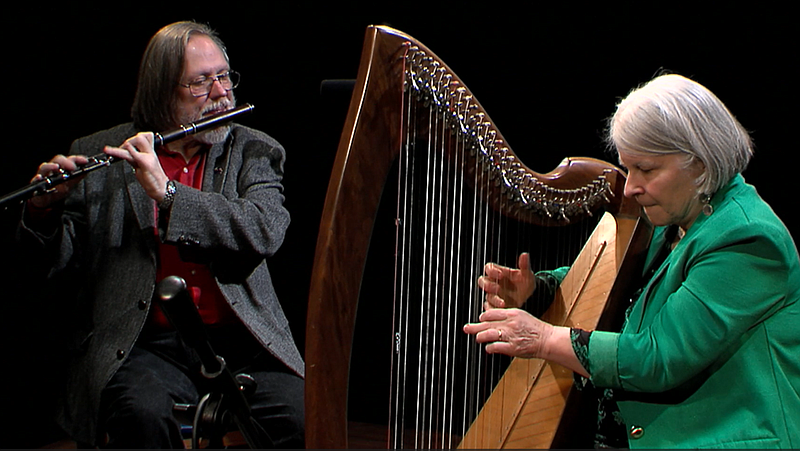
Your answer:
[400,32,637,224]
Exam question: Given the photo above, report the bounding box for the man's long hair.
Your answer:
[131,21,229,132]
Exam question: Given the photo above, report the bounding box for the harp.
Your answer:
[305,25,652,448]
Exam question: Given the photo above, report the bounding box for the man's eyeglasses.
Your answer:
[180,70,240,97]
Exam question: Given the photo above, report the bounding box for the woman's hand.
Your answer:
[463,308,553,358]
[477,252,536,310]
[463,308,589,377]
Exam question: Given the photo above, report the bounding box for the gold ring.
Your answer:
[497,329,503,340]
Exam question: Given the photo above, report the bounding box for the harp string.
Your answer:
[391,69,512,449]
[391,67,417,448]
[419,91,440,449]
[433,96,457,449]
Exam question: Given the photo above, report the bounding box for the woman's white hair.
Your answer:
[607,73,753,196]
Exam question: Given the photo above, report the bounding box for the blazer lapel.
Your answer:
[626,226,678,332]
[205,135,230,194]
[122,163,158,264]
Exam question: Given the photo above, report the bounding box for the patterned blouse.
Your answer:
[572,328,629,448]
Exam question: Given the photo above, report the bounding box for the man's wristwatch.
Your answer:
[159,180,176,210]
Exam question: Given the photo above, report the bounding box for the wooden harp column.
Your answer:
[305,25,651,449]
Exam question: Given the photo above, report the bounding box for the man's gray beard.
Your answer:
[185,95,235,146]
[195,125,230,145]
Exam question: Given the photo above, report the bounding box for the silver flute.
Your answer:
[1,103,254,207]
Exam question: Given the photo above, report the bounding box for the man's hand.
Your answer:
[29,154,90,208]
[103,132,169,202]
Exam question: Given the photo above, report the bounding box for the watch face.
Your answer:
[160,181,176,209]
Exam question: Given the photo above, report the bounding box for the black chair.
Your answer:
[155,276,273,449]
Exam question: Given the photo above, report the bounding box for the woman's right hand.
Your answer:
[29,154,89,209]
[477,252,536,310]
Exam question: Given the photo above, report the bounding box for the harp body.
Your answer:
[305,25,651,448]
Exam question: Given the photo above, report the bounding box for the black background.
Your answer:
[1,4,796,447]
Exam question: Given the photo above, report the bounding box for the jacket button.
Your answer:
[116,349,126,360]
[629,425,645,439]
[138,299,148,310]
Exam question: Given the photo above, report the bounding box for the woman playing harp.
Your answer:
[306,25,655,449]
[465,74,800,449]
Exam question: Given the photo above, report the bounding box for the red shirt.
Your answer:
[147,146,237,330]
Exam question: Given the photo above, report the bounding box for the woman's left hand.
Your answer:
[463,308,553,359]
[463,309,590,377]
